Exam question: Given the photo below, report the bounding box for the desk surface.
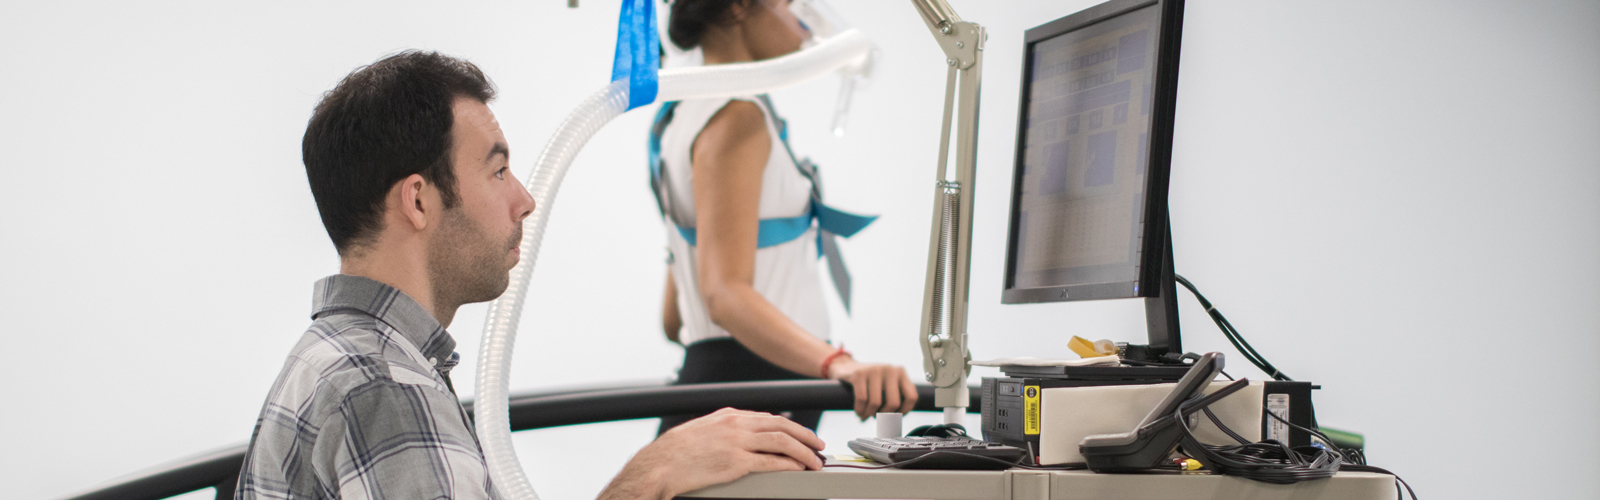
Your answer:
[684,464,1396,500]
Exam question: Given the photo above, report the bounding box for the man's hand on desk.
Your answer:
[827,358,919,421]
[597,408,826,500]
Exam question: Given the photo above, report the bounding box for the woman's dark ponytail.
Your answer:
[668,0,750,50]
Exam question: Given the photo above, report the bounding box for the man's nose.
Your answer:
[516,184,536,221]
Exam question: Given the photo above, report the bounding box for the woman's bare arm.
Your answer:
[690,100,917,419]
[663,267,682,344]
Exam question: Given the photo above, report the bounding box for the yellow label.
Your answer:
[1023,385,1041,435]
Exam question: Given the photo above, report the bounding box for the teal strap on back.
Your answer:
[648,103,676,179]
[648,96,876,311]
[672,200,877,250]
[814,202,876,238]
[674,209,812,248]
[648,101,679,218]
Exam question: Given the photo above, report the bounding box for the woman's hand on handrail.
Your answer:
[825,356,919,420]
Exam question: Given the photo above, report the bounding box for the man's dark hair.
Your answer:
[303,50,496,256]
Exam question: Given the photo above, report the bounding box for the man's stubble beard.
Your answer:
[427,207,520,314]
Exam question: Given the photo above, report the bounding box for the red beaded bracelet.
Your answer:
[819,344,851,379]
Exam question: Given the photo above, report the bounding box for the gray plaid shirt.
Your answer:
[235,275,499,499]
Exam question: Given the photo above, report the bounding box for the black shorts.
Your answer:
[656,338,824,435]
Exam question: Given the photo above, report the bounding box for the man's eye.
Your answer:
[495,167,507,179]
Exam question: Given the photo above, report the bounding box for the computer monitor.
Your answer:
[1000,0,1186,359]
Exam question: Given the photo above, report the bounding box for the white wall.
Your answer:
[2,1,1595,499]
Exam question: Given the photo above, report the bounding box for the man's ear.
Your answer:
[395,173,430,231]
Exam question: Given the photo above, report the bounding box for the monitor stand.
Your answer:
[1140,218,1181,362]
[999,218,1188,381]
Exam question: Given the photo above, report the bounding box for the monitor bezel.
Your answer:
[1000,0,1185,305]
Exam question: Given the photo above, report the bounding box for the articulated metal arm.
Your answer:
[910,0,985,422]
[910,0,982,70]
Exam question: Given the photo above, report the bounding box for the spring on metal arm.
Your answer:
[927,183,962,345]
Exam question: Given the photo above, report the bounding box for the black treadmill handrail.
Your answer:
[62,380,981,500]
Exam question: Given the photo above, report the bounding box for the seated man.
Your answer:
[234,51,824,500]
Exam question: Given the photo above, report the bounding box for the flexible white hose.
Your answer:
[474,29,871,500]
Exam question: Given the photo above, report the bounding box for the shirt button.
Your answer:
[429,357,438,365]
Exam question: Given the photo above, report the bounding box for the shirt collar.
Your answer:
[310,274,457,365]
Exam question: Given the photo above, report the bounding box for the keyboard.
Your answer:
[846,436,1026,470]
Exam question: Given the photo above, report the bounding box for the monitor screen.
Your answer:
[1002,0,1181,305]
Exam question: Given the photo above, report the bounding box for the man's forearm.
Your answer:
[598,460,671,500]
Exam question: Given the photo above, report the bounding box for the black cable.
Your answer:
[831,416,1414,499]
[1151,274,1409,495]
[1174,397,1341,484]
[822,451,1089,471]
[1117,358,1170,366]
[1209,305,1280,379]
[1189,401,1415,499]
[1202,407,1251,445]
[1341,464,1418,500]
[1256,403,1370,467]
[1173,275,1293,381]
[1175,277,1277,378]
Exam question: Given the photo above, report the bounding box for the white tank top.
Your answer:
[660,96,831,346]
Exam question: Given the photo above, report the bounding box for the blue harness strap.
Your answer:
[648,101,676,188]
[648,97,877,311]
[673,201,875,249]
[813,202,876,239]
[611,0,659,111]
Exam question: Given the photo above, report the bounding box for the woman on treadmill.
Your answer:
[653,0,917,434]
